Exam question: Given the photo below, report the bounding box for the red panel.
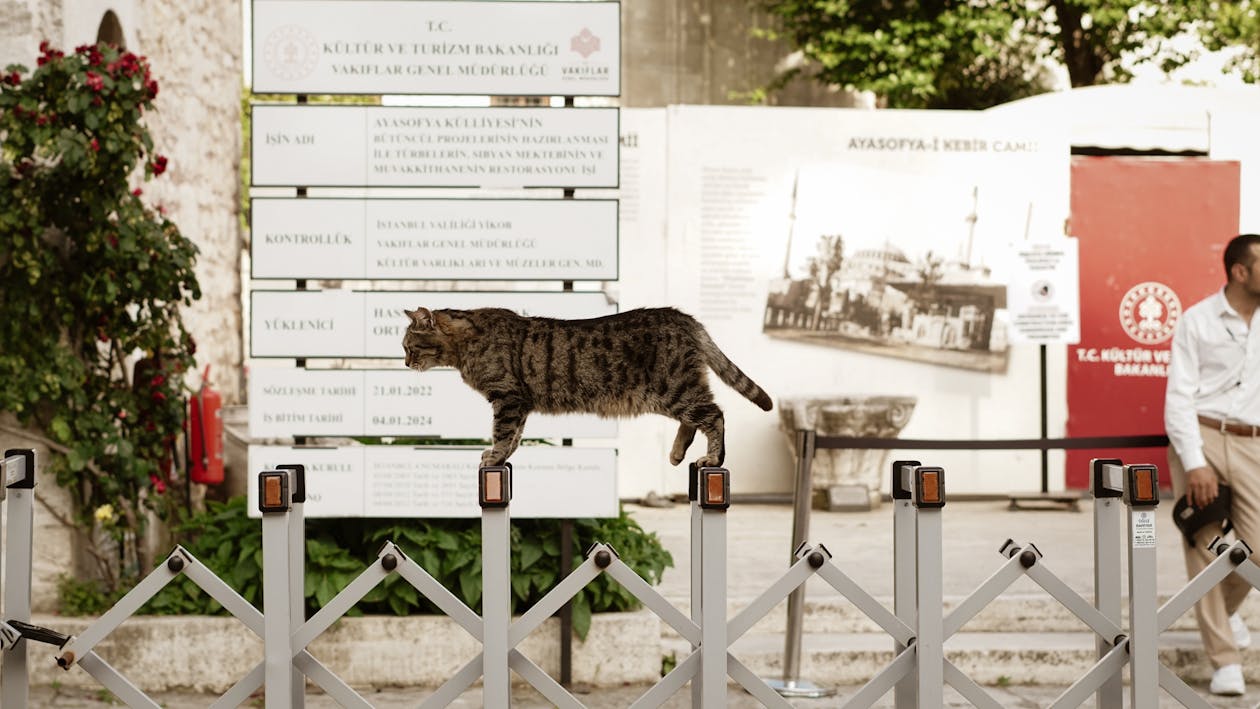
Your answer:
[1066,157,1239,488]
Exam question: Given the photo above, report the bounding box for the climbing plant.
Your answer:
[0,42,201,588]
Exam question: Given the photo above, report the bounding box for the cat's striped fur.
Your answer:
[402,307,773,468]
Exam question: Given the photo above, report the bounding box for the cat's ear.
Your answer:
[404,307,434,331]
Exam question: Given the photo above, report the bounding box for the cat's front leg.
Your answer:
[482,397,530,467]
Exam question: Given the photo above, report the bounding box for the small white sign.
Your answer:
[247,445,617,518]
[1006,237,1081,345]
[250,289,616,358]
[252,0,621,96]
[251,198,618,281]
[1132,510,1156,549]
[249,367,617,439]
[251,105,619,188]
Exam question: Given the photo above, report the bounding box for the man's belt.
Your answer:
[1198,414,1260,437]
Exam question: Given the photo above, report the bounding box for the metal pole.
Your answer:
[1091,459,1124,709]
[690,462,703,707]
[2,449,35,709]
[1122,464,1160,708]
[766,429,833,697]
[278,464,307,708]
[697,466,730,709]
[892,460,920,709]
[914,466,946,708]
[480,464,513,708]
[259,469,294,708]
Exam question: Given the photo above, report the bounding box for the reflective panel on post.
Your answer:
[479,464,512,508]
[1125,464,1159,507]
[914,466,945,509]
[258,470,291,513]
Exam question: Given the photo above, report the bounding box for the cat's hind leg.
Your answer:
[669,424,696,466]
[678,402,724,469]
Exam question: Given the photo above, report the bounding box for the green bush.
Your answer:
[65,497,674,640]
[0,41,200,585]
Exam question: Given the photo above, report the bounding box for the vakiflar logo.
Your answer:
[570,28,601,58]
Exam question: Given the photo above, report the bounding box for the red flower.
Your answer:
[150,374,166,387]
[98,331,109,342]
[107,234,119,248]
[2,71,19,86]
[145,78,159,99]
[35,114,48,126]
[187,337,197,355]
[116,409,127,420]
[90,138,100,152]
[91,96,102,107]
[149,474,167,494]
[132,188,142,196]
[151,391,166,402]
[152,154,168,175]
[85,71,103,92]
[39,40,50,54]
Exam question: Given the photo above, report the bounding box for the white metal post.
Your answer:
[914,466,946,708]
[480,464,513,708]
[1123,464,1160,708]
[689,462,703,706]
[696,466,730,709]
[259,468,294,708]
[2,449,35,709]
[892,460,920,709]
[278,463,307,708]
[1091,459,1124,709]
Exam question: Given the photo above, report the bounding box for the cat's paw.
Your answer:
[481,450,504,467]
[668,449,686,466]
[694,455,722,469]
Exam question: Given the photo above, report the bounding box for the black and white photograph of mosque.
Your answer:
[764,166,1021,373]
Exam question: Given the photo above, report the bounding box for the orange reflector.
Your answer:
[484,471,503,503]
[263,476,284,508]
[1128,464,1159,506]
[920,471,941,503]
[705,472,726,505]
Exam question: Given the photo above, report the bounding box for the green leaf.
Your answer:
[572,593,592,641]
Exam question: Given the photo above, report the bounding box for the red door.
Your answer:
[1066,157,1240,488]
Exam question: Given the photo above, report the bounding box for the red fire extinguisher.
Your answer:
[188,364,224,485]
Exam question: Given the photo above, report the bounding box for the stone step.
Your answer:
[665,631,1248,687]
[660,593,1260,637]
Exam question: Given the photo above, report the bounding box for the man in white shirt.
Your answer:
[1165,233,1260,696]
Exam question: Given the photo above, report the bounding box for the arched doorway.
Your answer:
[96,10,125,47]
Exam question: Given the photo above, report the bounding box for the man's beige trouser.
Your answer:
[1169,422,1260,668]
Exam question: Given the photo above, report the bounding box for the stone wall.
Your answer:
[0,0,243,611]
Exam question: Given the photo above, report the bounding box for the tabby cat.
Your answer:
[402,307,773,469]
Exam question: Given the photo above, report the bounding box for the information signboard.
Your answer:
[250,289,616,358]
[252,0,620,96]
[247,445,618,518]
[251,197,618,280]
[249,367,617,438]
[251,105,619,188]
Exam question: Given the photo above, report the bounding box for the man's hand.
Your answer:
[1186,466,1219,507]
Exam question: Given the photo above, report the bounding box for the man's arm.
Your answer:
[1164,318,1213,503]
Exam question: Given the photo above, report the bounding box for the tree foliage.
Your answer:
[0,42,201,585]
[756,1,1260,109]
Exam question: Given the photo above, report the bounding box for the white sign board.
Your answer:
[251,105,619,188]
[250,289,615,358]
[251,198,618,281]
[1005,237,1081,344]
[247,445,618,518]
[252,0,620,96]
[249,367,617,438]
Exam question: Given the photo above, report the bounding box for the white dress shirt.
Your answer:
[1165,288,1260,471]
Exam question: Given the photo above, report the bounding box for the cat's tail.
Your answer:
[697,329,773,411]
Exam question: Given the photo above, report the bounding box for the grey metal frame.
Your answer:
[2,449,35,708]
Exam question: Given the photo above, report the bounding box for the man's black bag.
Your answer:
[1172,484,1233,546]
